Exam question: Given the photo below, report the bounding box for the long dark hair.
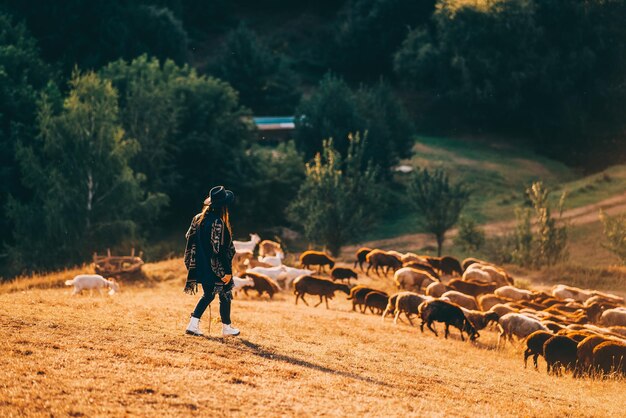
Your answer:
[197,204,232,235]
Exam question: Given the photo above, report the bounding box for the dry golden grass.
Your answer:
[1,260,625,417]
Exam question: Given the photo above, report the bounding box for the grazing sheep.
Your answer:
[439,256,463,276]
[394,267,437,292]
[401,252,428,265]
[448,279,498,297]
[543,335,579,376]
[461,308,500,332]
[281,266,314,289]
[258,239,282,257]
[258,254,284,267]
[462,267,492,284]
[363,291,389,315]
[590,291,624,305]
[382,293,400,320]
[608,326,626,338]
[576,335,613,377]
[293,275,350,309]
[481,265,514,285]
[366,249,403,276]
[599,309,626,327]
[299,251,335,273]
[240,272,281,299]
[231,276,254,297]
[330,267,359,284]
[583,295,619,310]
[497,313,548,348]
[347,286,381,312]
[65,274,119,296]
[495,286,534,301]
[477,294,506,311]
[233,233,261,253]
[440,290,479,311]
[541,320,566,333]
[425,282,449,298]
[419,299,479,341]
[402,262,440,279]
[246,266,286,281]
[461,257,491,271]
[592,341,626,377]
[354,247,372,272]
[523,330,554,369]
[233,251,254,274]
[551,284,593,302]
[394,292,431,326]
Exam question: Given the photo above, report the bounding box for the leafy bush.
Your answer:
[287,133,382,255]
[455,217,485,253]
[599,210,626,264]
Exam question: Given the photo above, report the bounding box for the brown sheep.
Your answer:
[592,340,626,377]
[366,250,402,276]
[440,290,479,311]
[353,247,372,272]
[402,262,440,279]
[576,335,613,377]
[461,308,500,332]
[394,292,432,326]
[425,256,442,273]
[541,320,566,333]
[439,256,463,276]
[330,266,358,284]
[299,251,335,273]
[258,239,282,257]
[608,326,626,338]
[347,286,381,312]
[425,282,449,298]
[524,330,554,369]
[232,251,253,274]
[351,247,369,270]
[240,272,281,299]
[363,291,389,315]
[477,294,506,311]
[293,275,349,309]
[448,279,498,297]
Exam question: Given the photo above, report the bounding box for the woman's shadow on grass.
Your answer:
[203,335,391,388]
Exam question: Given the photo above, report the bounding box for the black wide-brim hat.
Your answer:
[204,185,234,208]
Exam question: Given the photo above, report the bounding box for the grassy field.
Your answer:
[366,136,626,254]
[1,259,624,417]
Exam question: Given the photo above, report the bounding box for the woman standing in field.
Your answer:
[183,186,240,337]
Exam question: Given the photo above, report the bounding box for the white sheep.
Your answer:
[65,274,119,296]
[233,233,261,253]
[281,266,314,289]
[258,253,284,267]
[462,266,492,283]
[393,291,432,325]
[551,284,593,302]
[393,267,436,292]
[440,290,478,310]
[425,282,448,298]
[231,276,254,297]
[494,285,533,301]
[246,266,286,281]
[497,313,548,348]
[599,309,626,327]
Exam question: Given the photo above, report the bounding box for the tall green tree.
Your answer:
[599,210,626,265]
[407,168,470,256]
[287,133,382,255]
[0,12,54,258]
[6,71,167,273]
[212,24,300,115]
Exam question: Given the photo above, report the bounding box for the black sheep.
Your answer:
[543,335,579,376]
[419,299,479,341]
[523,330,554,369]
[440,256,463,276]
[362,291,389,315]
[293,275,349,309]
[347,286,381,312]
[353,247,372,272]
[330,267,358,284]
[299,251,335,273]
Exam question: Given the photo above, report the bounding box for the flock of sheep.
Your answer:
[230,235,626,379]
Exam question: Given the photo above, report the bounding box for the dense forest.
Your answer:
[1,0,625,276]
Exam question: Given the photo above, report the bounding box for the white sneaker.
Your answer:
[185,317,203,336]
[222,323,240,336]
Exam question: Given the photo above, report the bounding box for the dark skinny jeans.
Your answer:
[192,282,232,324]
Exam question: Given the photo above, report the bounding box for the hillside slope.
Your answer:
[1,260,624,417]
